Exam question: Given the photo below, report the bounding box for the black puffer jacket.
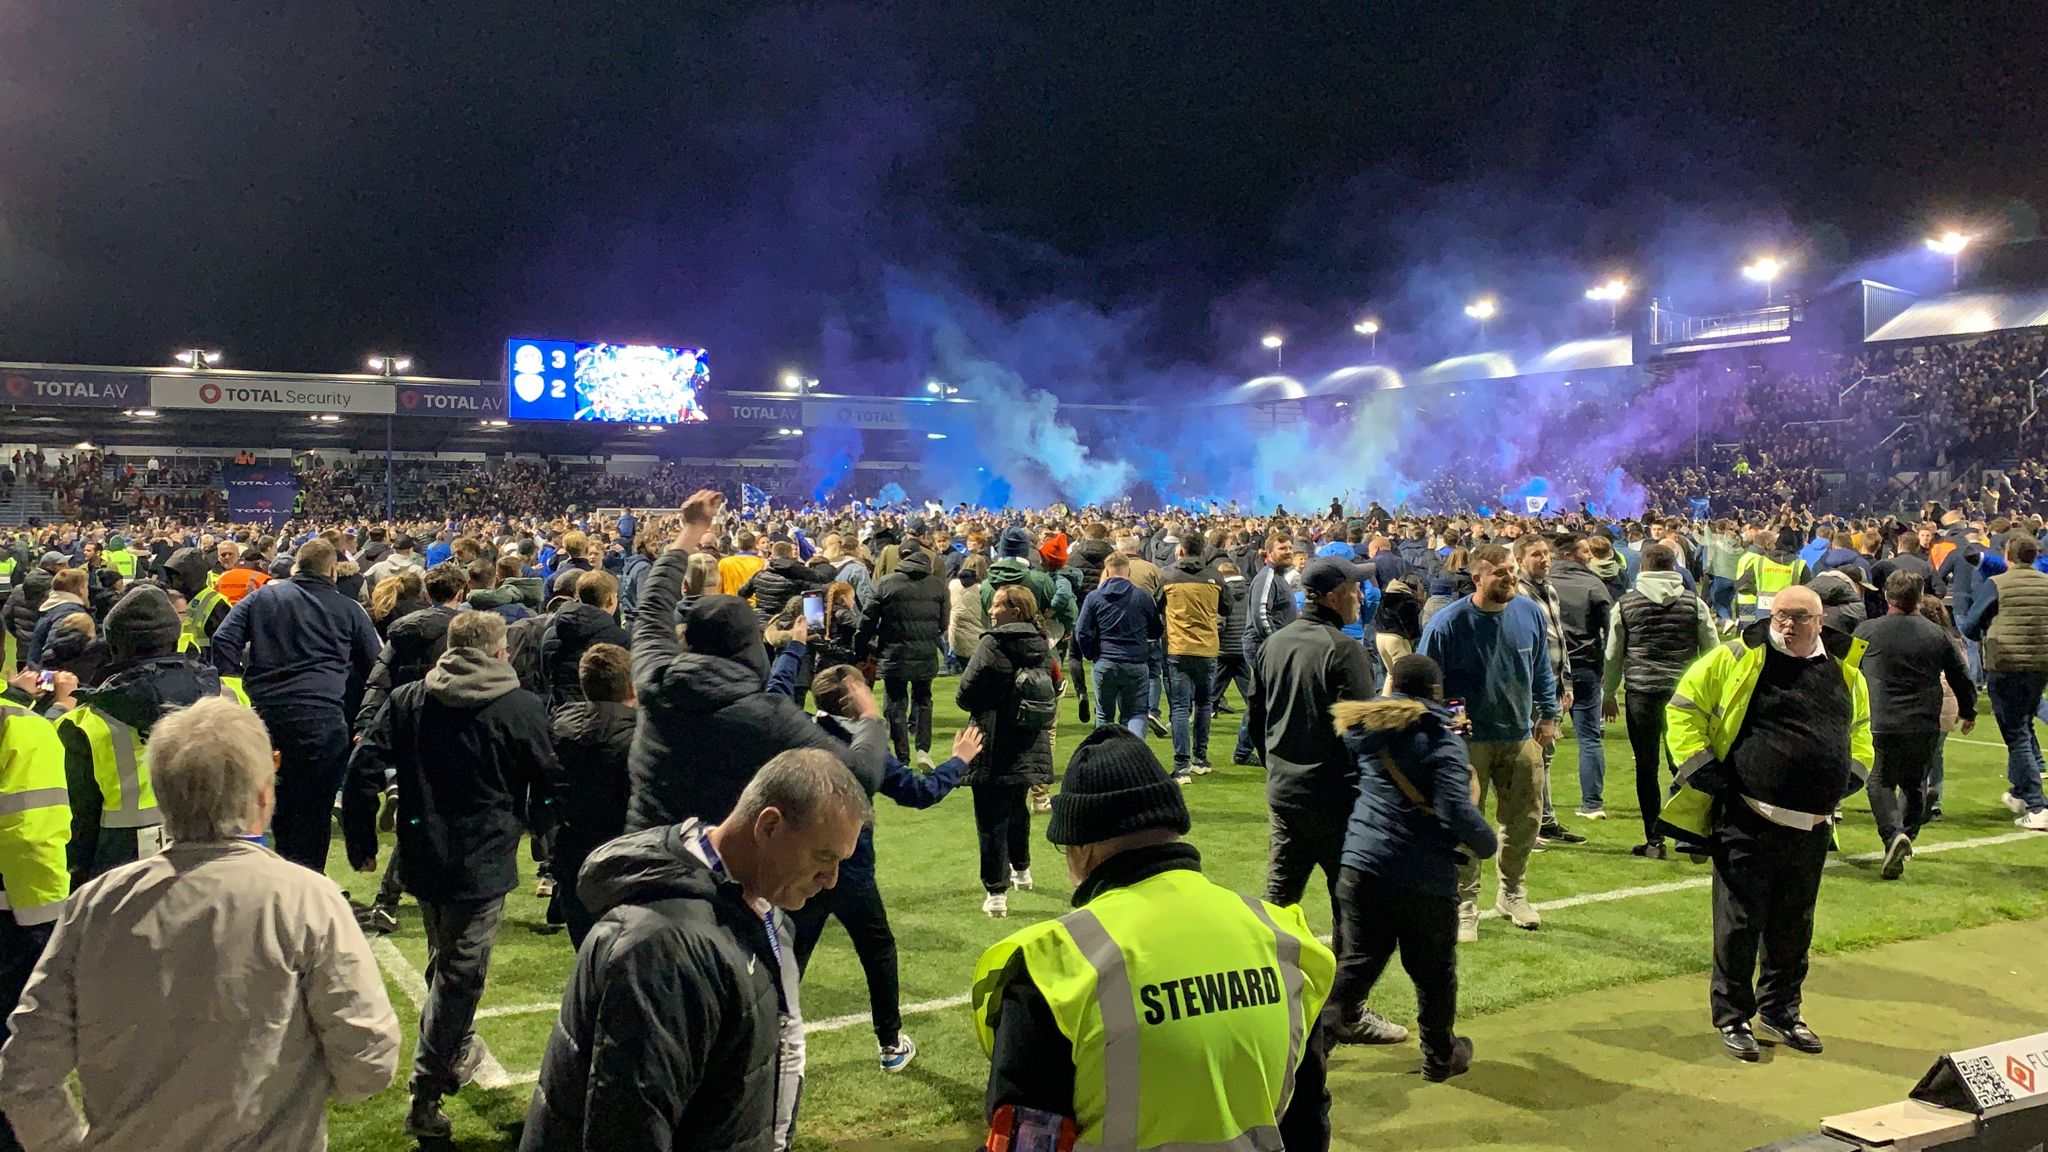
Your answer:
[956,622,1055,788]
[542,601,631,709]
[354,603,460,732]
[858,546,948,681]
[737,555,827,625]
[547,700,635,862]
[1068,536,1115,598]
[2,567,52,647]
[626,553,885,831]
[519,821,800,1152]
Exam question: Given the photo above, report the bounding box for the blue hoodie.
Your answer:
[1334,695,1499,896]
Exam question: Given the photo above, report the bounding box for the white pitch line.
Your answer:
[476,1001,560,1020]
[1952,737,2007,748]
[805,993,973,1036]
[807,829,2042,1033]
[370,935,517,1091]
[369,829,2047,1063]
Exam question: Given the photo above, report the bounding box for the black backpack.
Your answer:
[1009,662,1058,733]
[505,613,549,694]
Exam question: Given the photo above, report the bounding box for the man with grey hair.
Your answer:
[0,697,399,1150]
[522,747,871,1152]
[345,608,556,1140]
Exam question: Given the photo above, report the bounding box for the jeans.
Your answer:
[1568,665,1607,810]
[1147,640,1167,718]
[972,784,1031,894]
[1092,659,1151,737]
[1235,642,1261,762]
[1624,687,1675,843]
[1986,670,2048,813]
[883,676,934,762]
[255,702,353,872]
[1867,731,1940,845]
[1928,734,1947,810]
[791,873,902,1047]
[1324,868,1459,1064]
[1706,576,1737,621]
[376,841,405,909]
[413,896,506,1100]
[1965,638,1984,687]
[1166,653,1216,769]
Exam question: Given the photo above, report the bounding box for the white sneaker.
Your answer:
[915,750,934,771]
[2018,809,2048,832]
[1495,887,1542,930]
[1010,868,1034,891]
[2002,792,2029,816]
[1575,807,1607,821]
[879,1033,918,1073]
[1456,901,1480,944]
[982,892,1008,917]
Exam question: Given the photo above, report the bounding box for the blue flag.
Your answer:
[741,482,770,512]
[1689,497,1711,518]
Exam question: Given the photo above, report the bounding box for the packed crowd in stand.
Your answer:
[0,447,2044,1149]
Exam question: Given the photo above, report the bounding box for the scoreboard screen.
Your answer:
[507,339,711,423]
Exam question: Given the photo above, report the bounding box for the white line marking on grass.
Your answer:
[476,1001,561,1020]
[370,935,516,1090]
[1952,737,2007,748]
[370,829,2048,1064]
[805,994,973,1036]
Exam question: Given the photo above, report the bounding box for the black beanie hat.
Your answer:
[1047,727,1191,847]
[106,585,182,662]
[682,594,770,683]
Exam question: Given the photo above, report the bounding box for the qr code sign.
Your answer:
[1958,1055,2017,1106]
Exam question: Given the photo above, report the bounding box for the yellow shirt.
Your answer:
[719,553,765,598]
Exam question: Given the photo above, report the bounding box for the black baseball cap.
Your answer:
[1301,556,1372,597]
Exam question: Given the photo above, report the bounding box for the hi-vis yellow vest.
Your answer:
[0,703,72,926]
[59,681,249,836]
[1734,553,1805,614]
[1659,629,1872,844]
[973,868,1333,1151]
[179,586,227,654]
[107,549,137,579]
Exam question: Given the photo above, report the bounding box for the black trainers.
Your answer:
[1330,1007,1410,1046]
[1719,1022,1760,1062]
[367,905,399,935]
[1075,698,1092,724]
[405,1097,452,1140]
[1421,1036,1474,1082]
[1631,841,1669,861]
[1147,714,1169,738]
[1879,833,1912,881]
[1757,1016,1824,1054]
[1538,820,1587,845]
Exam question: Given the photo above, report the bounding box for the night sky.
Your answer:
[2,2,2042,391]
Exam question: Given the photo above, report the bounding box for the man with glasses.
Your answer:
[1664,585,1872,1063]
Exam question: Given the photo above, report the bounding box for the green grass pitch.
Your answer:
[326,681,2048,1151]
